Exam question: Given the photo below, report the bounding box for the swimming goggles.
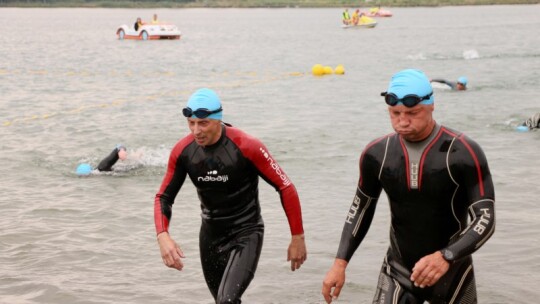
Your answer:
[380,92,433,108]
[182,106,222,118]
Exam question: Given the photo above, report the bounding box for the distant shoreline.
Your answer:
[1,0,538,8]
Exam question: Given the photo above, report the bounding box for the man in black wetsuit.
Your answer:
[154,88,307,303]
[430,76,468,91]
[322,69,495,304]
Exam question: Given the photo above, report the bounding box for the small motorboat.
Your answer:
[342,16,378,29]
[116,23,181,40]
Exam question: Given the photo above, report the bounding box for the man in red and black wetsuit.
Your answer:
[322,69,495,304]
[154,88,307,303]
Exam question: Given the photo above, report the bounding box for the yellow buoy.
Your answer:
[335,64,345,75]
[312,64,324,76]
[323,66,334,74]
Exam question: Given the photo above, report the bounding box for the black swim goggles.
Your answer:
[182,106,222,118]
[380,92,433,108]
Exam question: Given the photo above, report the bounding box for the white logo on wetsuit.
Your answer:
[410,162,419,189]
[346,195,361,224]
[473,208,491,235]
[197,170,229,182]
[259,147,291,186]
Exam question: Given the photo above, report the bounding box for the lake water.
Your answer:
[1,5,539,304]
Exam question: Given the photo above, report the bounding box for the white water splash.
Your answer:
[463,49,480,59]
[407,53,427,60]
[130,145,170,167]
[110,145,170,172]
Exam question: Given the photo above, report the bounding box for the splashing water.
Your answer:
[407,53,427,61]
[463,49,480,59]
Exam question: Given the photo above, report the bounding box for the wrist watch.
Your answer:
[440,249,454,262]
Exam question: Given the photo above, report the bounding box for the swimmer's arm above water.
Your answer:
[430,78,455,88]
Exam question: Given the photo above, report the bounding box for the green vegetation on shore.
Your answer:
[0,0,537,8]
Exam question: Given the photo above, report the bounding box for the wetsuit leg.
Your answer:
[200,237,228,300]
[200,226,263,304]
[375,251,478,304]
[430,256,477,304]
[372,257,423,304]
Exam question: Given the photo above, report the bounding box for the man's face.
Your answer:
[187,118,222,146]
[388,104,435,142]
[457,83,466,90]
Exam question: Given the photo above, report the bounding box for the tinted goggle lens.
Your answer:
[381,92,433,108]
[182,107,222,118]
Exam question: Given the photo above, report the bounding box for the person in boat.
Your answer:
[151,14,159,24]
[342,8,351,25]
[134,17,143,31]
[154,88,307,303]
[322,69,495,303]
[369,6,380,15]
[351,9,364,25]
[521,112,540,130]
[430,76,468,91]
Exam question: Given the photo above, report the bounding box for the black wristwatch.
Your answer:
[440,249,454,263]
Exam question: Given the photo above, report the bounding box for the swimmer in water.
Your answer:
[76,144,128,176]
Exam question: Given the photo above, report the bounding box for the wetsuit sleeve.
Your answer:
[336,144,384,262]
[154,139,190,235]
[430,79,456,90]
[97,148,119,171]
[240,137,304,235]
[443,136,496,262]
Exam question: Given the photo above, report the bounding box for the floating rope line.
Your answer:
[3,71,306,127]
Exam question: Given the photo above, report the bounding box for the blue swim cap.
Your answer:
[76,163,92,176]
[186,88,223,120]
[516,125,529,132]
[387,69,434,105]
[458,76,468,86]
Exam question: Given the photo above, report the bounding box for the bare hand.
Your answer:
[117,149,128,160]
[410,251,450,288]
[321,259,348,303]
[157,232,185,271]
[287,234,307,271]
